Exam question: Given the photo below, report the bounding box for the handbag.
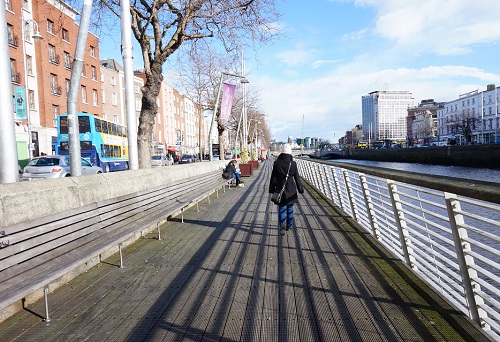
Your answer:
[271,162,292,205]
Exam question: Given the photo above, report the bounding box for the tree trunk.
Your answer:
[137,74,162,169]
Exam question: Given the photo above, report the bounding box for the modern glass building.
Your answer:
[362,91,415,141]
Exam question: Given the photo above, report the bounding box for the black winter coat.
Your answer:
[269,153,304,205]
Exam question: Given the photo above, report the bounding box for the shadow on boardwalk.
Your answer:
[0,161,490,341]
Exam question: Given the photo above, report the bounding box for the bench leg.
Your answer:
[157,222,161,240]
[119,243,124,268]
[196,201,199,212]
[216,188,219,198]
[181,208,184,223]
[44,286,50,322]
[208,194,211,205]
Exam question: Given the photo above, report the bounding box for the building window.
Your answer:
[134,85,140,94]
[101,89,105,103]
[111,76,116,85]
[10,59,19,83]
[63,51,71,69]
[112,92,117,106]
[65,79,70,98]
[91,65,96,81]
[5,0,12,11]
[92,89,98,106]
[89,46,95,58]
[113,114,118,123]
[7,24,18,47]
[47,20,54,35]
[48,44,59,64]
[135,98,141,111]
[51,105,59,126]
[28,90,35,109]
[81,65,86,77]
[81,86,87,103]
[50,74,60,95]
[62,28,69,42]
[26,55,33,75]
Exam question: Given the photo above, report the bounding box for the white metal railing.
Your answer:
[296,158,500,340]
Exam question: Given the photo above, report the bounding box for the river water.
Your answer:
[330,159,500,184]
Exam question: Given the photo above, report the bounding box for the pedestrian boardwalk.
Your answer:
[0,161,490,341]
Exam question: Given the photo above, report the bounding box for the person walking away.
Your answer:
[269,144,304,235]
[226,159,242,187]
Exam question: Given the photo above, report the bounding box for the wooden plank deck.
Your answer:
[0,161,491,342]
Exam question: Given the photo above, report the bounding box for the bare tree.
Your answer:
[447,112,477,144]
[95,0,280,168]
[168,43,240,160]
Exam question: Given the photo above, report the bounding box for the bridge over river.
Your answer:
[0,161,490,341]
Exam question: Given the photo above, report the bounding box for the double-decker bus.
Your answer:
[57,113,128,172]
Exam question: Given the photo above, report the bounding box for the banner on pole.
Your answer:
[14,86,27,121]
[220,83,236,120]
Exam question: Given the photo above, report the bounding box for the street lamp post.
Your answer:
[208,71,248,161]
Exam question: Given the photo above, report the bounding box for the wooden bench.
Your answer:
[0,169,233,322]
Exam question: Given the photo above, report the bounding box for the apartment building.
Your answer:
[100,58,143,127]
[437,84,500,144]
[362,90,415,141]
[407,99,444,145]
[8,0,101,160]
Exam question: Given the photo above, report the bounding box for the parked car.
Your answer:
[151,155,170,167]
[225,152,233,159]
[21,155,103,181]
[212,154,220,160]
[179,155,195,164]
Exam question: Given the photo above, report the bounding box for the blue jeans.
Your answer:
[279,204,294,229]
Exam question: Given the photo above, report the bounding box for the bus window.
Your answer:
[59,142,69,151]
[59,117,68,134]
[94,118,101,133]
[102,145,110,158]
[102,121,109,134]
[78,116,91,133]
[81,141,92,151]
[113,145,121,158]
[123,126,127,137]
[111,123,117,135]
[117,126,122,137]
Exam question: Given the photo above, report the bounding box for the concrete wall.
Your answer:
[345,144,500,169]
[0,161,227,228]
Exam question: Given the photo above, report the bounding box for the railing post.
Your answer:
[342,170,358,221]
[444,192,486,327]
[359,174,380,239]
[324,166,336,201]
[331,167,343,209]
[387,180,415,268]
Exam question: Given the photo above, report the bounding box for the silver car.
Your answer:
[22,155,103,181]
[151,155,170,166]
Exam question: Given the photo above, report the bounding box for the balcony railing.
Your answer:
[11,72,21,84]
[49,54,60,65]
[8,35,19,48]
[50,84,62,95]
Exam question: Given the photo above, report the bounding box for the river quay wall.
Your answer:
[341,144,500,169]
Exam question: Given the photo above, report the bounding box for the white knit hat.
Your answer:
[283,144,292,154]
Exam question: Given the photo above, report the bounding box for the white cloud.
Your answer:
[357,0,500,55]
[255,63,499,141]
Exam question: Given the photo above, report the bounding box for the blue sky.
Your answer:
[99,0,500,143]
